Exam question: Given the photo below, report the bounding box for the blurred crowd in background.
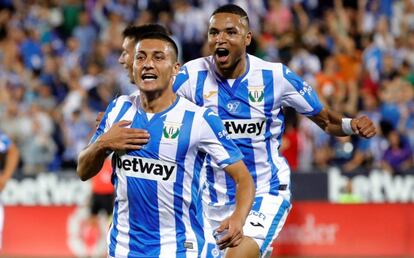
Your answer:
[0,0,414,176]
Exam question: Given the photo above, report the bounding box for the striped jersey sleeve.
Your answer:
[173,65,193,101]
[198,108,243,168]
[89,99,118,144]
[89,93,136,145]
[173,58,209,106]
[280,64,323,116]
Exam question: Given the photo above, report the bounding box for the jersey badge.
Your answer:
[247,85,264,104]
[162,121,182,141]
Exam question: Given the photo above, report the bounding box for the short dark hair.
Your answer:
[122,24,169,43]
[211,4,249,27]
[138,32,179,61]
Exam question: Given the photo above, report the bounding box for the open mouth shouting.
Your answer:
[215,48,230,63]
[141,73,158,82]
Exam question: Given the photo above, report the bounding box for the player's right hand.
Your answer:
[351,115,376,138]
[98,120,150,152]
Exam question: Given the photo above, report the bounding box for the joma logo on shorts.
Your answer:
[115,155,176,182]
[223,119,265,139]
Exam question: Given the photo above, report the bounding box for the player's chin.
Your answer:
[138,81,159,91]
[214,58,233,70]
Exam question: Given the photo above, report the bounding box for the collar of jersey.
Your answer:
[214,54,250,97]
[136,95,180,123]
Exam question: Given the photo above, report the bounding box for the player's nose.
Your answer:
[216,31,227,43]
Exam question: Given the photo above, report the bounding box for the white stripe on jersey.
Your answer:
[157,110,184,257]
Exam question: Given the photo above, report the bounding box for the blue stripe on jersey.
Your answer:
[114,102,133,123]
[269,110,285,195]
[195,70,208,106]
[173,66,189,92]
[90,99,117,144]
[276,110,285,149]
[174,111,194,256]
[260,199,290,254]
[205,156,218,203]
[217,78,256,201]
[126,112,164,257]
[109,174,119,257]
[235,138,256,183]
[263,70,280,196]
[282,65,323,115]
[191,151,206,257]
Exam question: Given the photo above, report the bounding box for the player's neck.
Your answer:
[217,55,247,79]
[139,89,176,114]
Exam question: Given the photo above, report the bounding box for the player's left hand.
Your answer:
[215,214,244,250]
[351,115,376,138]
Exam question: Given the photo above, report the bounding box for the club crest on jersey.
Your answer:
[162,121,181,140]
[248,86,264,104]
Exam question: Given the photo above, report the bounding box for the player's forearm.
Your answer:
[2,144,19,180]
[77,141,109,181]
[233,175,255,222]
[310,108,349,136]
[225,161,255,221]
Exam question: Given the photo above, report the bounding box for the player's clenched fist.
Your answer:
[351,116,376,138]
[98,120,150,152]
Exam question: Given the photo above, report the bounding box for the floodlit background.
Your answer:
[1,0,414,257]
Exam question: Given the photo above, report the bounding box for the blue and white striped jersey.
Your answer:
[173,54,323,205]
[91,94,243,258]
[0,132,11,154]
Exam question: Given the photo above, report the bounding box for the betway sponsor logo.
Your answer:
[3,173,90,206]
[116,155,176,182]
[223,119,265,139]
[328,168,414,202]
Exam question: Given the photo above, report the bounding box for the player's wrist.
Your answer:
[96,138,112,156]
[341,118,356,135]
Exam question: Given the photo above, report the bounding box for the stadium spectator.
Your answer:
[382,128,413,174]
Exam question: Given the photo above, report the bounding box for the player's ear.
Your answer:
[245,31,252,46]
[172,62,180,76]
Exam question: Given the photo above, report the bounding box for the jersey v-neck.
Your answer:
[214,55,250,97]
[135,96,180,126]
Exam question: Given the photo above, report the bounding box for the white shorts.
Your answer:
[202,194,291,255]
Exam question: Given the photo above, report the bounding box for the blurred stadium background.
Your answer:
[1,0,414,257]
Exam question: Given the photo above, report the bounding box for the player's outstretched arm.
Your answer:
[215,160,255,250]
[77,120,150,181]
[309,108,376,138]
